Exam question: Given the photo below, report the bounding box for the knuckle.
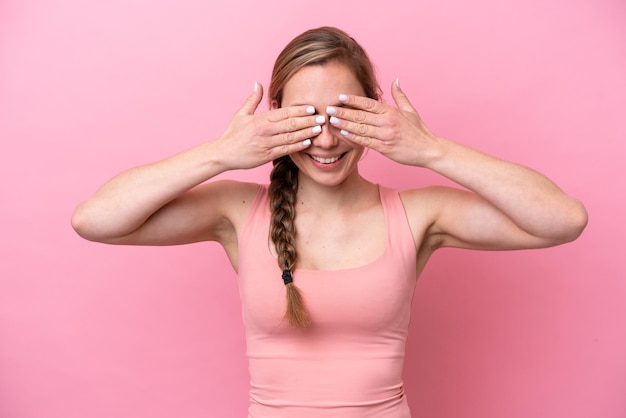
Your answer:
[256,121,270,136]
[359,135,372,147]
[286,118,297,130]
[357,124,368,135]
[266,112,279,123]
[355,110,366,122]
[280,108,289,119]
[285,131,295,144]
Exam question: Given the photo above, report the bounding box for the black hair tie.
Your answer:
[282,269,293,286]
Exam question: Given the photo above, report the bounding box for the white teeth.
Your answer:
[311,155,340,164]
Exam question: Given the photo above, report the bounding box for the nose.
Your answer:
[313,118,338,149]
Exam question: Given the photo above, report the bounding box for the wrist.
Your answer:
[204,138,239,172]
[418,135,450,170]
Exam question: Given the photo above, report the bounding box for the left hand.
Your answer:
[329,80,438,167]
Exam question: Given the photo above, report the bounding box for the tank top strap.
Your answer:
[378,185,418,265]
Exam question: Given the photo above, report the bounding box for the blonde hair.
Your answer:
[268,27,381,327]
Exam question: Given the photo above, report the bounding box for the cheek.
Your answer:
[354,146,366,161]
[358,146,369,161]
[287,153,307,170]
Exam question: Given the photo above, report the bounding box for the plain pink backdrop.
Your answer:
[1,0,624,417]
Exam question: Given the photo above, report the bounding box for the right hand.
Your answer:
[215,82,323,170]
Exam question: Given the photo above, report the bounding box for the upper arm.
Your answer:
[104,180,259,246]
[402,186,559,252]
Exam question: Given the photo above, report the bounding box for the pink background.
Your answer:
[1,0,624,417]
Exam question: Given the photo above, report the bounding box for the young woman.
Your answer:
[72,26,587,418]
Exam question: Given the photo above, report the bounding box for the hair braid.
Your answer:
[269,156,310,327]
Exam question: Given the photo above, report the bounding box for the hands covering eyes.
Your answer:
[216,80,436,171]
[325,80,437,167]
[215,82,325,170]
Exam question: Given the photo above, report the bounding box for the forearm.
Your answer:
[72,140,227,240]
[425,136,587,242]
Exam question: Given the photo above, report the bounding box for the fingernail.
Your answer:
[315,115,326,124]
[254,81,259,93]
[303,139,311,146]
[340,129,349,136]
[312,125,322,134]
[326,106,336,115]
[339,94,348,102]
[330,116,340,126]
[306,106,315,114]
[395,77,400,88]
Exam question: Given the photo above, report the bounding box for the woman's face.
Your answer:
[273,60,367,188]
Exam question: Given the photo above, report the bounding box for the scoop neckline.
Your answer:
[264,185,390,275]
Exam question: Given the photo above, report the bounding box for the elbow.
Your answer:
[71,202,135,244]
[71,203,93,240]
[555,199,589,245]
[571,200,589,240]
[71,202,107,242]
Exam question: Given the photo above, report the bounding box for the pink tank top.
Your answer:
[237,184,417,418]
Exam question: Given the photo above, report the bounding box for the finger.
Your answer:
[267,113,325,137]
[338,128,377,150]
[327,105,383,127]
[267,105,316,123]
[338,93,386,113]
[237,81,263,116]
[268,138,313,160]
[391,79,417,114]
[329,116,383,140]
[272,122,323,146]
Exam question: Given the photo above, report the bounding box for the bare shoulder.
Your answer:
[399,185,457,219]
[398,186,469,249]
[399,185,468,209]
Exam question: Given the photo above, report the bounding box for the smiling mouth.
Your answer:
[309,153,346,164]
